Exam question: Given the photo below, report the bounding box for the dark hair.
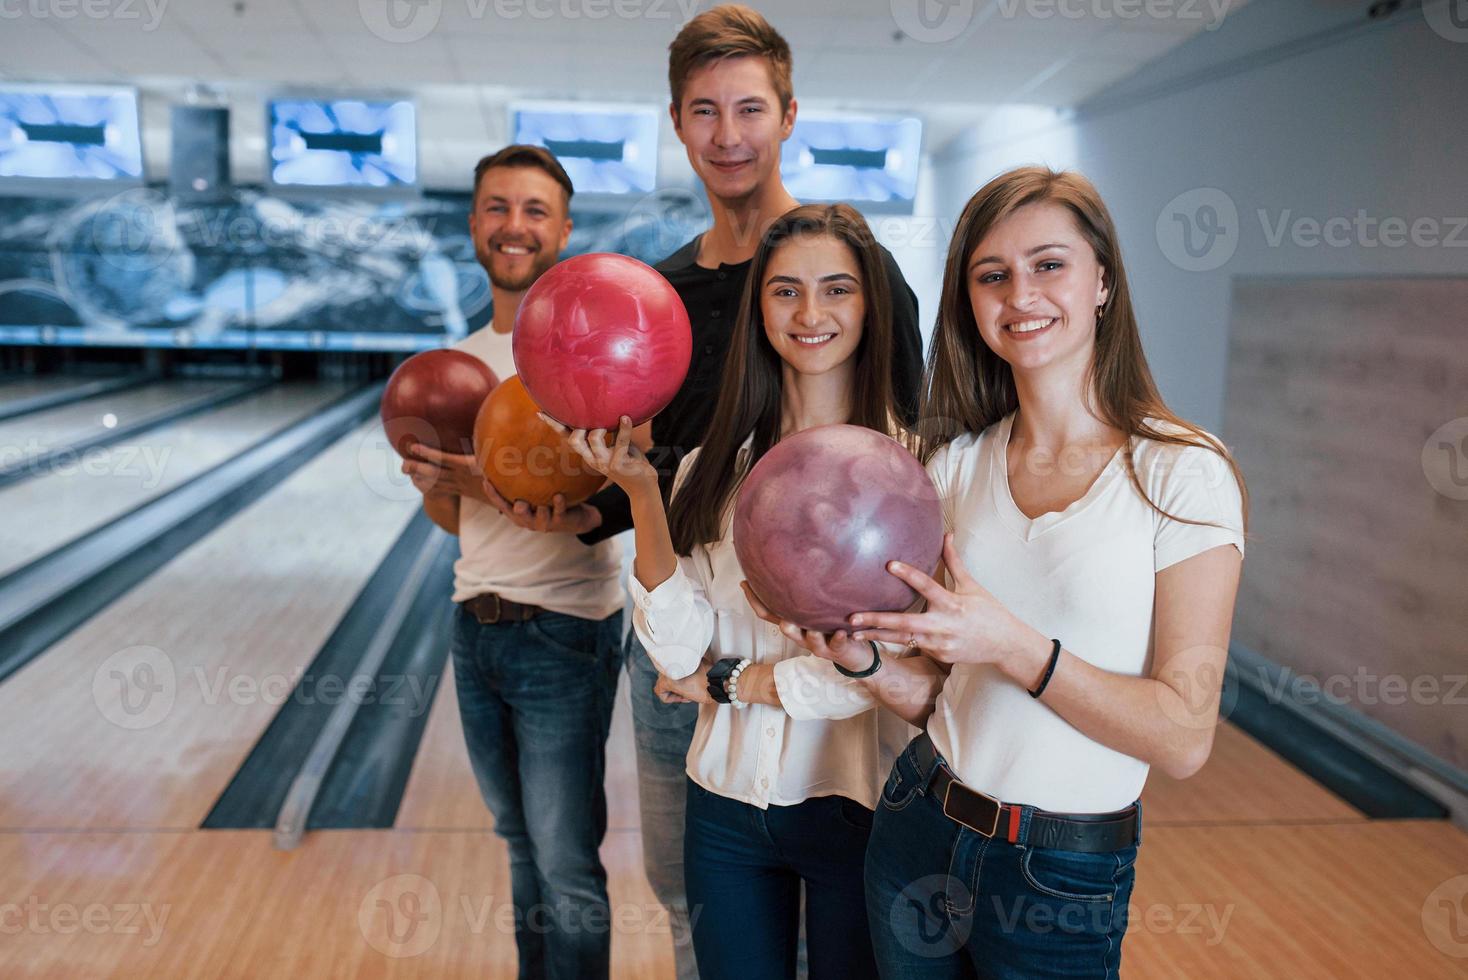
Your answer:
[471,144,574,207]
[668,4,793,119]
[921,165,1248,531]
[668,204,898,554]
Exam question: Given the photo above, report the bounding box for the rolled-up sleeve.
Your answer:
[630,556,714,680]
[771,641,910,721]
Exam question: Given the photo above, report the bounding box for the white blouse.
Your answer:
[630,446,916,810]
[925,413,1247,813]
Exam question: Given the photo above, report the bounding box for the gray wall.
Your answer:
[936,1,1468,433]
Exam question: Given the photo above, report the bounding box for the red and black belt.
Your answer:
[912,733,1139,854]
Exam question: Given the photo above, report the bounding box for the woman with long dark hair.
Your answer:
[755,167,1249,978]
[549,203,922,979]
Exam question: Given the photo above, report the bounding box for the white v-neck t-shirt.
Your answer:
[925,412,1246,814]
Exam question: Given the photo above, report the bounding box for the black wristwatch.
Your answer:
[706,657,742,704]
[834,641,883,679]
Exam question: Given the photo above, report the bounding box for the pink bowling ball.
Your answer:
[733,424,944,633]
[512,253,692,430]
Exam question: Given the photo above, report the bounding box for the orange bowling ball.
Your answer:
[473,375,606,509]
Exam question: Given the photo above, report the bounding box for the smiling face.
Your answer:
[761,233,865,377]
[672,55,794,207]
[966,201,1109,377]
[468,165,572,292]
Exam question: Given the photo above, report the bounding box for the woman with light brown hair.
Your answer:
[764,166,1248,977]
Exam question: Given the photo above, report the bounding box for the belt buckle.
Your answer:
[943,780,1001,838]
[479,594,502,625]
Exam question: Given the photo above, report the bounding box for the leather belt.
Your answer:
[912,733,1139,854]
[460,592,542,625]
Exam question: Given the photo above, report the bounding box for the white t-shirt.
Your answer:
[926,412,1246,814]
[630,444,916,810]
[449,327,623,621]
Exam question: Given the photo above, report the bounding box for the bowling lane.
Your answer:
[1141,722,1363,824]
[0,381,354,578]
[0,374,109,403]
[0,378,244,461]
[0,419,420,830]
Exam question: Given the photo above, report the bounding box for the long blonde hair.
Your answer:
[920,166,1248,531]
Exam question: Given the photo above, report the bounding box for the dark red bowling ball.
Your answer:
[512,252,692,430]
[733,425,943,633]
[381,349,499,459]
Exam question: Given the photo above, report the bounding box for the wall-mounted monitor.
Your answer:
[0,84,143,189]
[267,97,417,190]
[512,102,658,197]
[781,114,922,214]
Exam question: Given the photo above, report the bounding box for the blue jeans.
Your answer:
[625,630,701,979]
[864,736,1139,979]
[684,778,878,980]
[451,605,624,980]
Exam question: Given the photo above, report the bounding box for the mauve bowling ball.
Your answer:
[381,349,499,459]
[473,375,606,509]
[513,252,692,430]
[733,425,944,633]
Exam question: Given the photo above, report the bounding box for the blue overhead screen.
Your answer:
[513,103,659,195]
[781,114,922,213]
[268,98,417,189]
[0,84,143,183]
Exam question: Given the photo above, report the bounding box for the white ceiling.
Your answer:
[0,0,1239,188]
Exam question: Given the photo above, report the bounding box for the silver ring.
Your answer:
[907,634,919,650]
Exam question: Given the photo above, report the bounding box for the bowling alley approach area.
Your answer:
[3,2,1467,979]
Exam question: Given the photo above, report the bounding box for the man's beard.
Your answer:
[479,242,555,292]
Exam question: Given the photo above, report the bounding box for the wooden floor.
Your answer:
[2,713,1464,977]
[1,389,1465,977]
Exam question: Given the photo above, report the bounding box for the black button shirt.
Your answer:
[579,234,924,545]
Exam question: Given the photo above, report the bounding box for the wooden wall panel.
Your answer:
[1223,277,1468,772]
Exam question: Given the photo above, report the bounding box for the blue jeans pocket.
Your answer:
[879,745,922,811]
[1019,845,1117,903]
[525,613,600,661]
